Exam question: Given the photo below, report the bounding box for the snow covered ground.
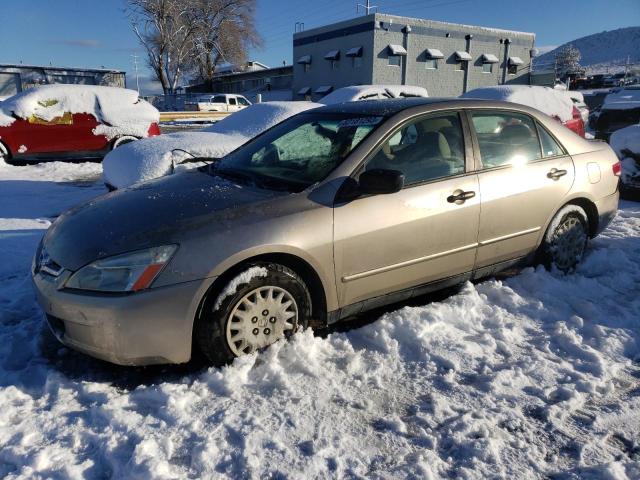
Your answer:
[1,159,639,479]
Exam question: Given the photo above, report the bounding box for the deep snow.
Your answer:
[0,159,639,479]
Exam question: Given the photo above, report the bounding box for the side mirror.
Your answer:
[358,169,404,195]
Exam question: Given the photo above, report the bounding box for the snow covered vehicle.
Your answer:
[595,86,640,142]
[609,124,640,198]
[102,101,322,190]
[318,85,429,104]
[461,85,586,138]
[185,93,252,112]
[34,98,620,366]
[0,85,160,164]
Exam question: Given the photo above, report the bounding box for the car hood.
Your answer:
[44,169,286,271]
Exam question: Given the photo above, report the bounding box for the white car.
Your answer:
[319,85,428,104]
[185,94,251,112]
[102,101,321,189]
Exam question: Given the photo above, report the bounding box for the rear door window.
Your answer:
[229,97,237,106]
[536,123,565,157]
[470,111,542,168]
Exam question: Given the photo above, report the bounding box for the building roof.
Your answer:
[0,63,124,74]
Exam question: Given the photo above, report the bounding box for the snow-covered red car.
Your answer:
[461,85,586,138]
[0,85,160,164]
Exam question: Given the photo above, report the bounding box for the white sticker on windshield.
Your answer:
[338,116,383,128]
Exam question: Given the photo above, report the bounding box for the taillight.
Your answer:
[572,106,581,119]
[612,161,622,176]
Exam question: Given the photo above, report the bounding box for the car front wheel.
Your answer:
[538,205,589,273]
[195,263,311,365]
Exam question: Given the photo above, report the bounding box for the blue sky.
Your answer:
[1,0,638,93]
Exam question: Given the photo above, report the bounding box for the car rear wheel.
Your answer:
[538,205,589,273]
[195,263,311,365]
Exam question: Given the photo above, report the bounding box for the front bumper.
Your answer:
[33,271,213,365]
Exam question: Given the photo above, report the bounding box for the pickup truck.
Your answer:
[185,94,252,112]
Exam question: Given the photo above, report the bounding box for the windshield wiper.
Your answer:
[213,166,259,186]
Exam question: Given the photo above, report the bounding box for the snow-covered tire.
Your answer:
[538,205,589,273]
[194,263,311,365]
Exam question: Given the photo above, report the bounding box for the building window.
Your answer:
[456,61,467,72]
[331,60,339,70]
[353,57,363,68]
[508,64,518,75]
[482,62,493,73]
[389,55,401,67]
[425,58,438,69]
[304,63,311,73]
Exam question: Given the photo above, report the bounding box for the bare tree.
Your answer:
[127,0,198,94]
[187,0,262,90]
[555,44,582,78]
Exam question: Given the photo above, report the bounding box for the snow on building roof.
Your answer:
[297,55,312,64]
[425,49,444,59]
[345,46,363,57]
[482,53,499,63]
[0,84,159,137]
[298,87,311,95]
[315,86,333,94]
[509,56,524,66]
[461,85,574,122]
[388,45,407,56]
[324,50,340,60]
[455,51,473,61]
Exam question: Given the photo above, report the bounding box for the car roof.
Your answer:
[311,97,486,116]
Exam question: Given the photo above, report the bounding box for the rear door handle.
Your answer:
[447,189,476,204]
[547,168,568,180]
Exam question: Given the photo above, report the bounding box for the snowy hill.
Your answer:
[535,27,640,71]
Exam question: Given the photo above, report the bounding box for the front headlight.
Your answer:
[65,245,177,293]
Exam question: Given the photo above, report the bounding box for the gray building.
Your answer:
[0,64,126,99]
[293,13,536,100]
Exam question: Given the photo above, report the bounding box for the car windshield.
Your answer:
[208,112,384,192]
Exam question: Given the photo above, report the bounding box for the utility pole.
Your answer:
[132,54,140,94]
[357,0,378,15]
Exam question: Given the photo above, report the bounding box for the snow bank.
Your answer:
[461,85,574,122]
[0,85,159,138]
[610,124,640,185]
[103,101,321,189]
[1,162,640,478]
[319,85,428,105]
[603,87,640,110]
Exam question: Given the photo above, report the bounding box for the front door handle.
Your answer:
[547,168,568,180]
[447,189,476,204]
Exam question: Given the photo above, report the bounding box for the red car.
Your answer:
[0,85,160,164]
